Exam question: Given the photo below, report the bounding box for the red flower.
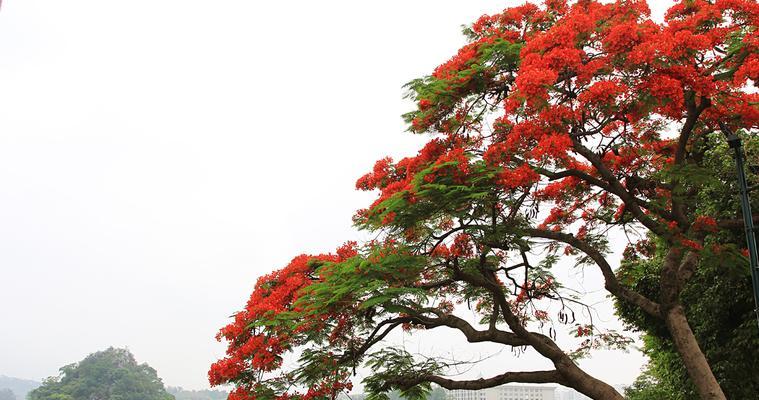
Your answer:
[692,216,718,233]
[499,164,539,190]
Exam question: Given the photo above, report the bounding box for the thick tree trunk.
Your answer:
[556,360,624,400]
[664,305,726,400]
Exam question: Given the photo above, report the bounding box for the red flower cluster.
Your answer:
[353,138,479,226]
[499,163,539,190]
[209,246,355,394]
[692,216,718,233]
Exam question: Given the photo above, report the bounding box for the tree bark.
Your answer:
[554,359,625,400]
[664,305,726,400]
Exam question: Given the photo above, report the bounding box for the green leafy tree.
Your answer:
[167,387,228,400]
[623,371,676,400]
[427,386,446,400]
[28,348,174,400]
[618,134,759,399]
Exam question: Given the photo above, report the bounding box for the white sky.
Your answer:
[0,0,674,391]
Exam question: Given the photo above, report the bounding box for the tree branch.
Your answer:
[570,137,673,240]
[525,228,661,317]
[391,370,566,390]
[397,306,530,347]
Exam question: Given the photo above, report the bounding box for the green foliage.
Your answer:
[298,246,431,322]
[427,386,446,400]
[621,263,759,398]
[624,370,680,400]
[617,133,759,399]
[403,39,522,134]
[363,348,440,400]
[28,348,174,400]
[361,158,501,234]
[166,387,228,400]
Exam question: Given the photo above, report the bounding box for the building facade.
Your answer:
[446,385,555,400]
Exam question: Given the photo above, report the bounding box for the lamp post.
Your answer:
[721,123,759,329]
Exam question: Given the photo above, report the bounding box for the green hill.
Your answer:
[27,348,173,400]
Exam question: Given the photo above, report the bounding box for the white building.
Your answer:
[554,385,626,400]
[446,385,555,400]
[554,388,590,400]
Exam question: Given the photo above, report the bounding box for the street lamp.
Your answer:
[720,122,759,329]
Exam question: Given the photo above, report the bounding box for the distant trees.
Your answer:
[0,376,40,399]
[167,387,228,400]
[428,387,445,400]
[28,347,174,400]
[342,388,446,400]
[0,389,16,400]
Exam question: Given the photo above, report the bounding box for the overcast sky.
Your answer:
[0,0,675,391]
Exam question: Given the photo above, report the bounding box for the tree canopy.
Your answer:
[210,1,758,399]
[28,348,174,400]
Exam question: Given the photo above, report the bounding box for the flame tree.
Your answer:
[210,1,758,399]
